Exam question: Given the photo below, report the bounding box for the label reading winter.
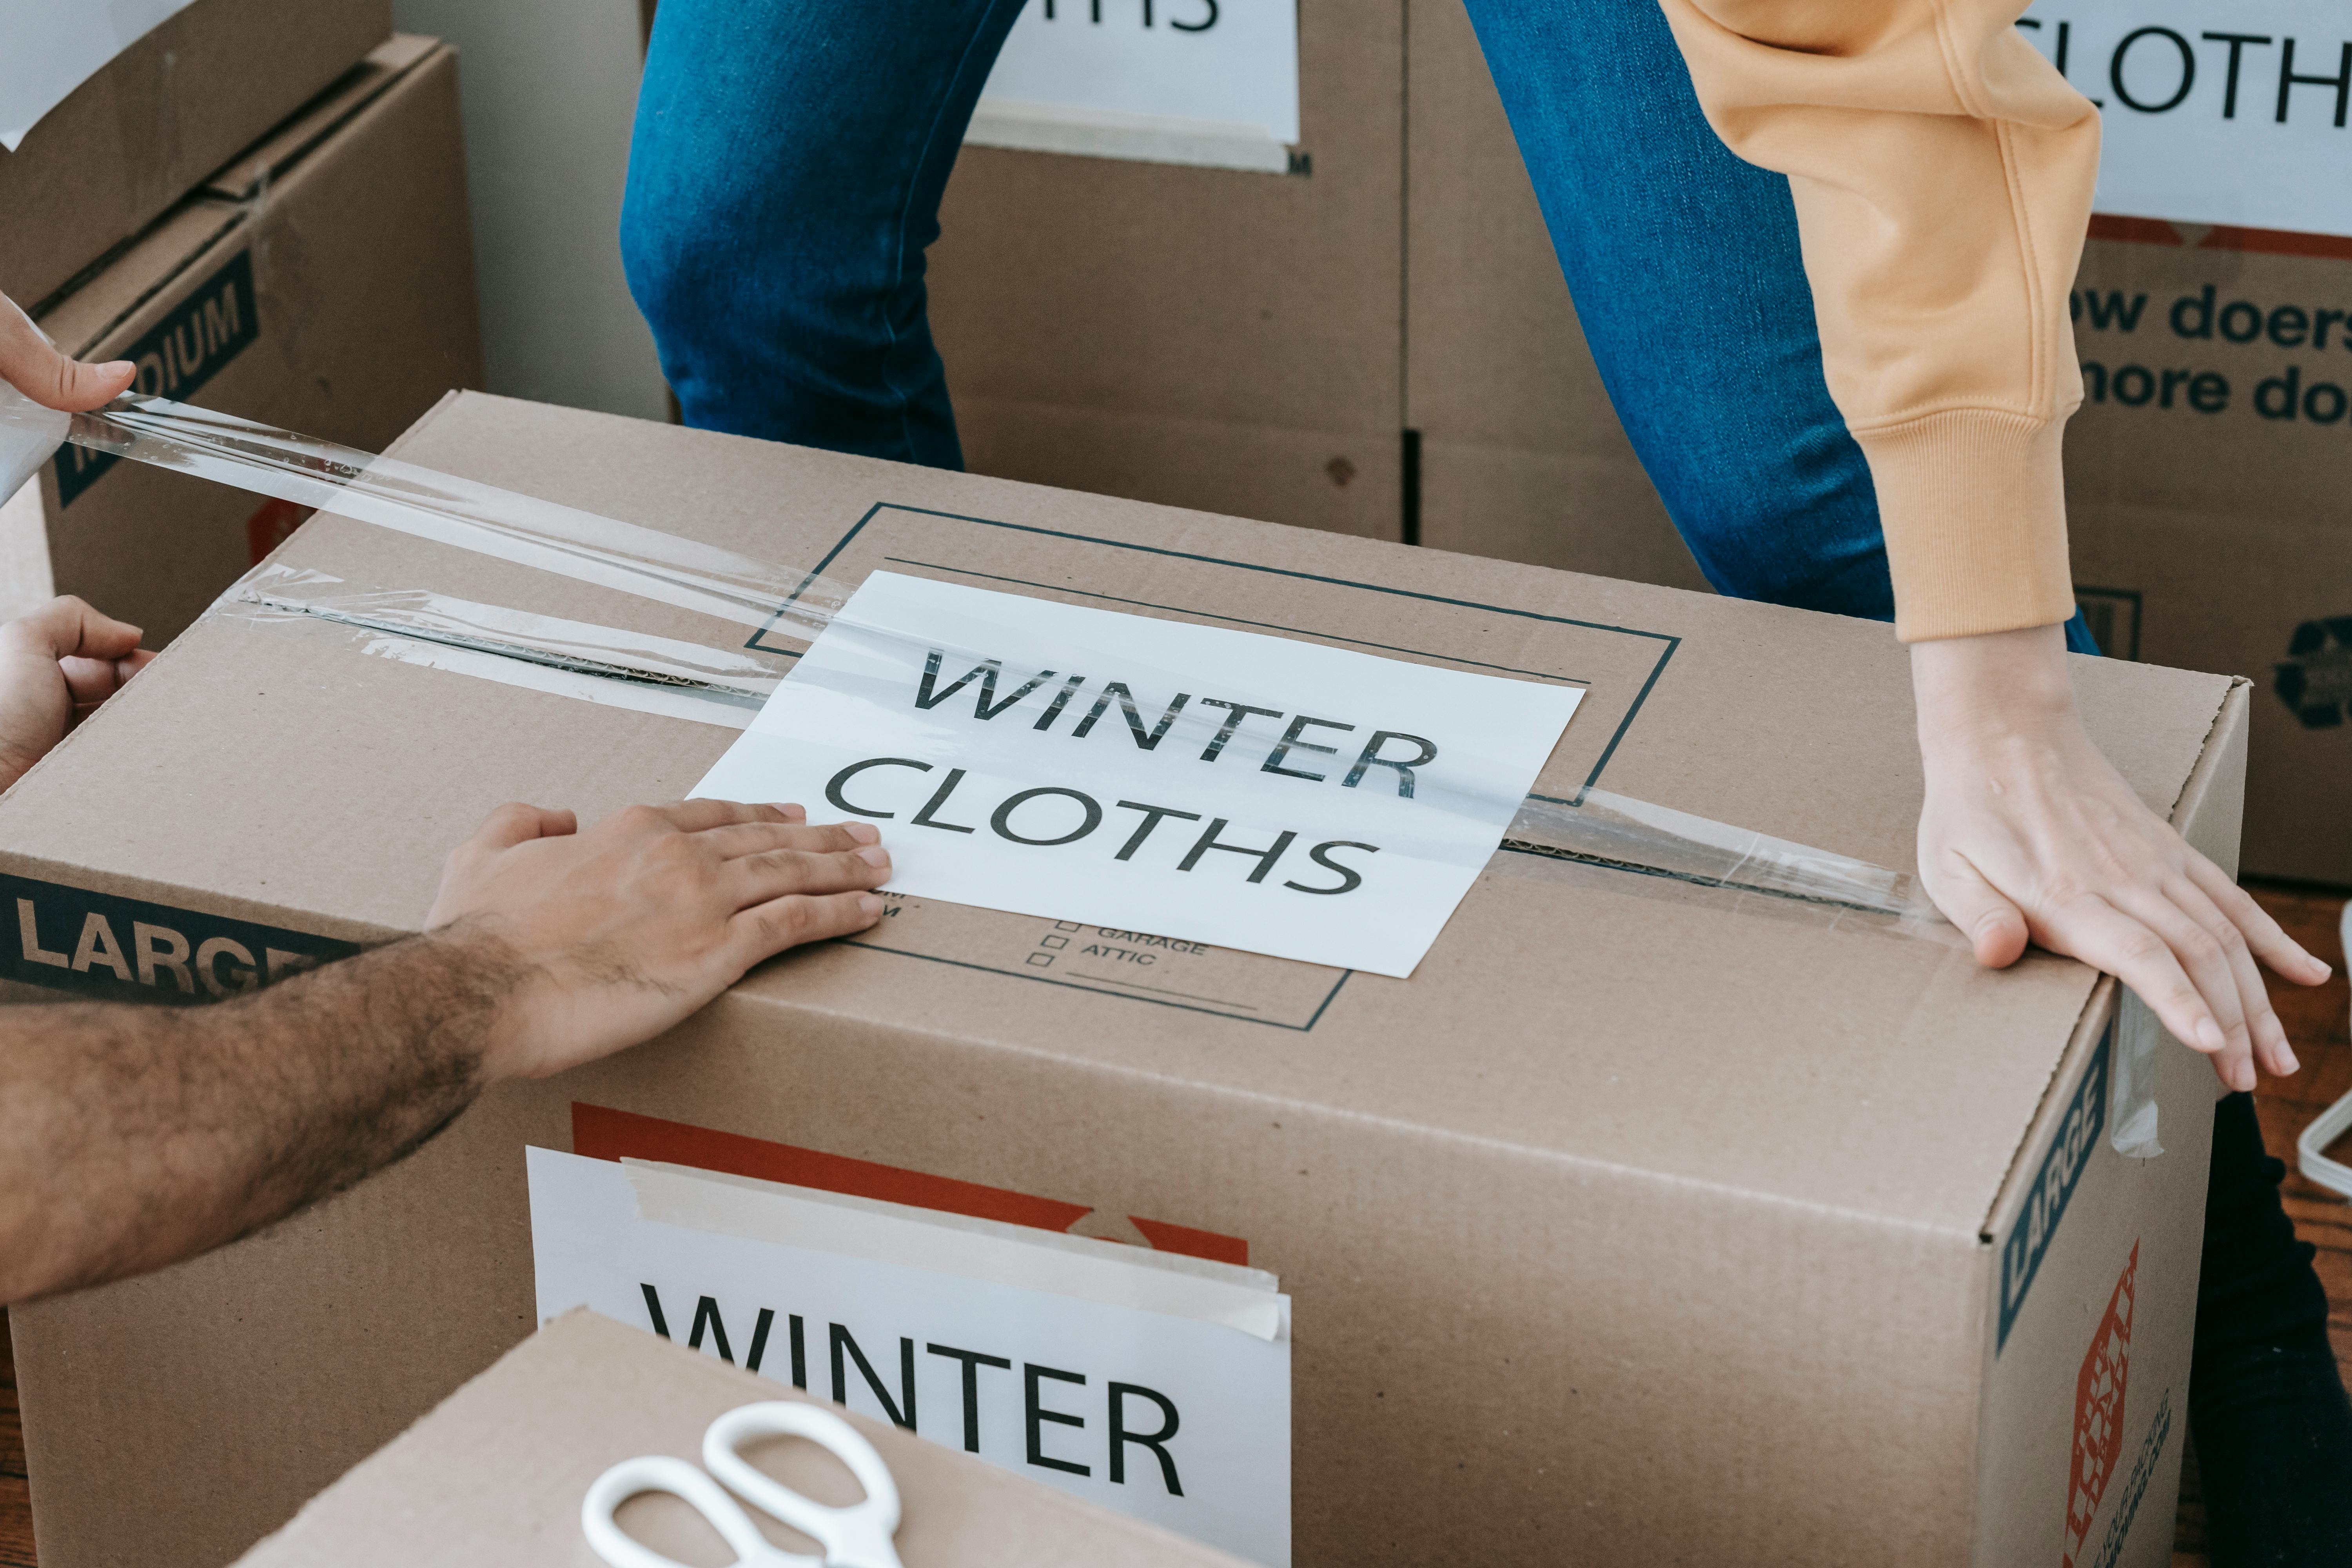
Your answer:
[690,573,1581,976]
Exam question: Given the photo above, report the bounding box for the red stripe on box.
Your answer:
[1129,1215,1251,1268]
[2088,212,2352,261]
[2194,224,2352,261]
[570,1103,1249,1266]
[2087,214,2185,247]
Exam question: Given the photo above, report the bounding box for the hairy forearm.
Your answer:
[0,928,525,1305]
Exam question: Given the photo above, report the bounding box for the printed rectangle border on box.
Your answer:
[740,502,1683,1031]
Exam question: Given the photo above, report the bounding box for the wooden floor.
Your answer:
[0,888,2346,1568]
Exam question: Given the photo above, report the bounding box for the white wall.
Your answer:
[391,0,670,421]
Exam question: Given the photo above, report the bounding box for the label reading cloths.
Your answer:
[690,572,1582,977]
[529,1146,1292,1566]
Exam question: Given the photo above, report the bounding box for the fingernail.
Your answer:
[843,822,880,845]
[2195,1017,2226,1052]
[2280,1044,2301,1074]
[856,845,890,868]
[857,894,883,917]
[770,801,806,820]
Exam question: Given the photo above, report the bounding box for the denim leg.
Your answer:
[1455,0,1895,620]
[621,0,1026,466]
[1457,0,2094,657]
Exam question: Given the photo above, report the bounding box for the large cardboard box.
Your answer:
[0,35,482,646]
[2065,219,2352,884]
[6,392,2232,1566]
[0,0,392,311]
[924,3,1404,544]
[234,1309,1249,1567]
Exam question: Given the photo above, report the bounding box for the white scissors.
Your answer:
[583,1401,906,1568]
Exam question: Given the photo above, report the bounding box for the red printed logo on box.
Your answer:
[2063,1241,2138,1568]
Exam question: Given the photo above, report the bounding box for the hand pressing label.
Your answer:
[690,573,1582,976]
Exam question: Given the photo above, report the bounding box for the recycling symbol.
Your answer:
[2274,618,2352,728]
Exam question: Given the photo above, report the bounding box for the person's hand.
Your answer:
[1,290,133,410]
[1913,624,2329,1092]
[0,597,153,792]
[423,799,891,1079]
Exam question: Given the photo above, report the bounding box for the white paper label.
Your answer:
[690,572,1581,978]
[976,0,1300,145]
[530,1148,1292,1566]
[0,0,203,151]
[2020,3,2352,235]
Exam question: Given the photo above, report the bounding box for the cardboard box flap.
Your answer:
[233,1308,1249,1566]
[0,394,2235,1241]
[202,34,441,201]
[36,198,245,358]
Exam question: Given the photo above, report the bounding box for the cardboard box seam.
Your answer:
[44,211,249,360]
[956,390,1405,445]
[1977,978,2120,1246]
[2163,676,2253,829]
[200,36,442,203]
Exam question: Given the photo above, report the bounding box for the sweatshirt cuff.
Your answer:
[1852,410,2078,643]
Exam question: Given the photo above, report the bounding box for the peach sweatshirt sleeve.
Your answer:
[1655,0,2100,641]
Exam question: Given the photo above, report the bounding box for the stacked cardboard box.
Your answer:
[0,31,481,646]
[0,0,391,312]
[7,391,2229,1566]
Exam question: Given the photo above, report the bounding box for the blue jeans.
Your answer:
[622,0,1026,466]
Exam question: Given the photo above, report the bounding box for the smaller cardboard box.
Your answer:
[0,0,392,311]
[0,35,482,646]
[232,1308,1249,1568]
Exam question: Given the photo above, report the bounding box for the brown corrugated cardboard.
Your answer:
[924,2,1403,543]
[0,0,392,311]
[1401,0,1700,590]
[2065,219,2352,885]
[12,35,481,648]
[232,1309,1249,1567]
[6,392,2229,1565]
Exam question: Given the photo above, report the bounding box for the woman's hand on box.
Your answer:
[421,798,892,1080]
[0,595,154,792]
[0,290,133,411]
[1911,624,2328,1091]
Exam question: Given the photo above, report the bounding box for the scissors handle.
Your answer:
[703,1402,906,1568]
[581,1453,822,1568]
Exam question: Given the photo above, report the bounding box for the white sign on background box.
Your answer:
[2019,3,2352,235]
[969,0,1299,171]
[0,0,203,151]
[690,572,1581,977]
[530,1148,1292,1566]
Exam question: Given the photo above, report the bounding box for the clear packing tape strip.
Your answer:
[3,387,1946,937]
